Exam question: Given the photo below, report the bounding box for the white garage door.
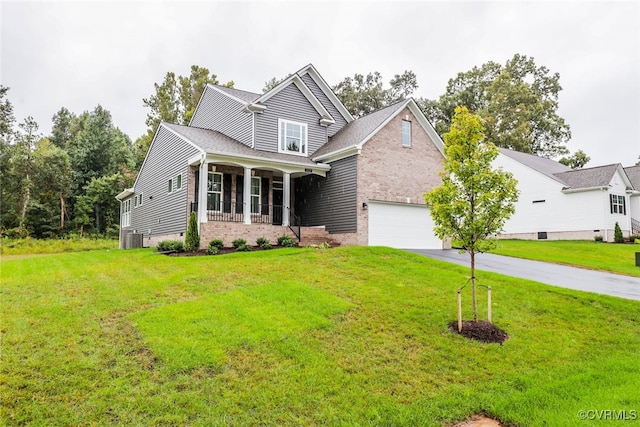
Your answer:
[368,202,441,249]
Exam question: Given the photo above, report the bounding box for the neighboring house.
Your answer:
[494,148,640,241]
[117,64,447,250]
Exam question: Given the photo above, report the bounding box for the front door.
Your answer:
[272,186,283,225]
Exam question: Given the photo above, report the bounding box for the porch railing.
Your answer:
[289,212,301,242]
[632,218,640,235]
[190,201,285,225]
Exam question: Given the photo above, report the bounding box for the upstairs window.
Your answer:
[610,194,626,215]
[176,174,182,190]
[279,119,307,156]
[168,179,173,193]
[402,120,411,147]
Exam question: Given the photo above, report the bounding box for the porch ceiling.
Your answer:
[200,152,330,177]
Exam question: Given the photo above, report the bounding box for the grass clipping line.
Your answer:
[448,320,508,344]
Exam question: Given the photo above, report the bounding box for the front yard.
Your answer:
[2,246,639,426]
[491,239,640,277]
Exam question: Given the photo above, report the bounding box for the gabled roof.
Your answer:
[499,148,634,192]
[311,98,444,162]
[499,148,571,181]
[624,165,640,190]
[162,122,322,168]
[296,64,354,124]
[255,69,335,125]
[553,164,622,190]
[211,85,260,103]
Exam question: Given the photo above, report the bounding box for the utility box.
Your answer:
[636,252,640,267]
[125,233,143,249]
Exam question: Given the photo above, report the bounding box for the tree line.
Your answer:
[0,55,598,239]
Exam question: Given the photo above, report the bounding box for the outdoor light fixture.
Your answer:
[362,202,368,210]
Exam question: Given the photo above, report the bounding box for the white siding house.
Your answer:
[495,149,638,242]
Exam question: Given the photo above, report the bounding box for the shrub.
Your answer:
[209,239,224,250]
[235,243,253,252]
[206,244,219,255]
[157,240,184,252]
[260,242,272,250]
[232,238,247,249]
[614,222,624,243]
[594,235,603,242]
[184,212,200,252]
[256,236,270,247]
[277,235,297,247]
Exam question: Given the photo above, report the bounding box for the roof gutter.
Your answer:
[561,186,609,194]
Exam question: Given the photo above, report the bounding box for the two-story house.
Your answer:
[116,64,447,250]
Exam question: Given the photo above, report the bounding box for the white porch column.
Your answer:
[283,172,291,227]
[243,167,252,224]
[197,160,208,229]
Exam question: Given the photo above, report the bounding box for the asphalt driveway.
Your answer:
[410,249,640,301]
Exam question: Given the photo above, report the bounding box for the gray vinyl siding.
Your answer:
[129,126,200,238]
[190,86,253,146]
[300,73,348,137]
[254,84,326,154]
[294,155,357,233]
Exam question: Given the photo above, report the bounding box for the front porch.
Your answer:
[187,153,330,246]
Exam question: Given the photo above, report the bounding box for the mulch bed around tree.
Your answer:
[448,320,508,344]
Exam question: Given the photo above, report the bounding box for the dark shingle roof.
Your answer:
[553,164,620,189]
[311,100,409,159]
[499,148,571,181]
[211,85,260,103]
[624,165,640,190]
[162,123,319,167]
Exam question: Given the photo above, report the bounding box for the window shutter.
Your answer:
[623,196,626,215]
[223,174,232,213]
[235,175,244,214]
[610,194,614,214]
[261,178,269,215]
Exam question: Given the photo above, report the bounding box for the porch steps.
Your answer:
[299,226,340,247]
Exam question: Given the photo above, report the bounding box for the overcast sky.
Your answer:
[2,1,639,166]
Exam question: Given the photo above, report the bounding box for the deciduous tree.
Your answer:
[422,54,572,158]
[332,70,418,118]
[559,149,590,169]
[424,107,519,321]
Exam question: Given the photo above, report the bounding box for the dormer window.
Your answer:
[279,119,307,156]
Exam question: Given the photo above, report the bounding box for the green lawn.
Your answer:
[491,240,640,277]
[2,247,639,426]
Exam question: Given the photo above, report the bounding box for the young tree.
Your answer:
[422,54,572,158]
[184,211,200,252]
[424,107,519,321]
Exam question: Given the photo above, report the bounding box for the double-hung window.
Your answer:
[610,194,626,215]
[402,120,411,147]
[279,119,307,156]
[122,199,131,227]
[207,172,222,211]
[251,177,261,214]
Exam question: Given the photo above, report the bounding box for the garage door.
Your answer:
[368,201,441,249]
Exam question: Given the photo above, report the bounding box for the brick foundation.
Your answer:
[200,222,296,249]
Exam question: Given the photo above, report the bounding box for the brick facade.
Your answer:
[355,107,445,245]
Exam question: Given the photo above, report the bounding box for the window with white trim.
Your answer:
[176,174,182,190]
[610,194,626,215]
[402,120,411,147]
[122,199,131,227]
[138,193,143,206]
[279,119,307,155]
[251,176,261,214]
[207,172,222,211]
[134,196,138,208]
[168,178,173,193]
